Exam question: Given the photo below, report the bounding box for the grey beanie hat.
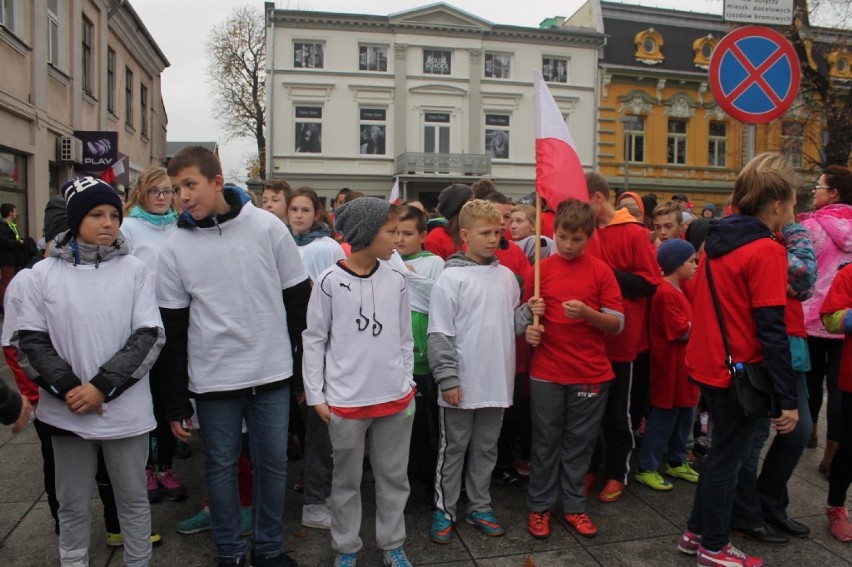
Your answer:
[43,195,68,243]
[437,183,473,219]
[334,197,392,252]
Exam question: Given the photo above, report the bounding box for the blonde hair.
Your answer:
[733,152,796,216]
[511,204,536,225]
[124,165,171,215]
[459,199,501,230]
[652,201,683,224]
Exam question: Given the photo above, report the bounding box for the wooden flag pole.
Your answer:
[533,193,542,327]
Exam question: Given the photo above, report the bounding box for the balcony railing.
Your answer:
[394,152,491,176]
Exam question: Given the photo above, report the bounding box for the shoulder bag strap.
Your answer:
[704,257,735,371]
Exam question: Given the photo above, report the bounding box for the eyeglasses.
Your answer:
[147,189,175,199]
[813,184,831,191]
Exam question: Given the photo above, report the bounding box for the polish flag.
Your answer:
[533,70,588,206]
[388,177,400,205]
[99,157,126,186]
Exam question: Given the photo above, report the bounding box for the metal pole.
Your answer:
[623,132,629,193]
[747,123,755,162]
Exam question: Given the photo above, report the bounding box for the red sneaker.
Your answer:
[582,473,597,497]
[677,530,702,555]
[564,512,597,537]
[696,543,763,567]
[527,511,550,539]
[826,506,852,542]
[598,479,625,503]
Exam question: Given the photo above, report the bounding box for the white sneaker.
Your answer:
[301,503,332,530]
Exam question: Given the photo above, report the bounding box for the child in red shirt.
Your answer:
[635,239,700,491]
[523,199,624,539]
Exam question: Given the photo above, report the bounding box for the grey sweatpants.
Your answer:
[327,400,414,554]
[53,433,151,567]
[527,379,610,514]
[434,406,504,521]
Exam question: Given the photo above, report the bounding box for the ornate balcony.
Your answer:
[394,152,491,176]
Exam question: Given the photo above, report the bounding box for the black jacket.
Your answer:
[0,219,20,266]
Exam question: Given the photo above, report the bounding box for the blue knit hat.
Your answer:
[61,177,123,237]
[657,238,696,276]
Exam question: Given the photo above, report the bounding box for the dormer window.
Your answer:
[635,28,664,65]
[828,49,852,80]
[693,35,718,70]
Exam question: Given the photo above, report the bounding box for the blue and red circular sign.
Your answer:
[709,26,801,124]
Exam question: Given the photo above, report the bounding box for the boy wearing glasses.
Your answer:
[302,197,417,567]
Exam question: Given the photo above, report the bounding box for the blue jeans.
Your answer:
[687,385,761,551]
[195,385,290,560]
[732,372,812,527]
[637,406,694,472]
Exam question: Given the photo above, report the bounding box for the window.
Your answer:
[542,57,568,83]
[359,45,387,72]
[485,114,510,159]
[423,50,451,75]
[623,115,645,163]
[107,48,116,113]
[484,52,511,79]
[293,42,323,69]
[82,17,94,95]
[295,106,322,153]
[47,0,60,67]
[125,68,133,128]
[667,119,687,165]
[140,85,148,138]
[708,121,727,167]
[1,0,18,33]
[423,112,450,153]
[781,121,804,169]
[359,108,386,155]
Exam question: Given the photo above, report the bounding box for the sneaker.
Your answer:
[465,510,505,537]
[827,506,852,542]
[301,503,332,530]
[491,466,529,489]
[250,551,299,567]
[527,511,551,539]
[635,470,673,491]
[677,530,702,555]
[293,472,304,493]
[515,459,531,477]
[158,467,188,501]
[696,543,764,567]
[665,462,700,483]
[564,512,597,537]
[429,510,454,544]
[216,556,246,567]
[598,479,625,503]
[382,547,412,567]
[176,508,211,534]
[694,435,712,457]
[241,507,252,537]
[333,553,357,567]
[146,465,163,503]
[582,472,597,497]
[105,532,163,547]
[686,450,696,464]
[174,439,192,459]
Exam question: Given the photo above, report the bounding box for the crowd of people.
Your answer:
[0,147,851,567]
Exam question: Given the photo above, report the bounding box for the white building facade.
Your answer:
[0,0,168,238]
[265,2,604,207]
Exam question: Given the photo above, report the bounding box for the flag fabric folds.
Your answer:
[388,177,400,205]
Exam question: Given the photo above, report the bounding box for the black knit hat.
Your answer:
[61,177,123,237]
[437,184,473,219]
[42,195,68,244]
[334,197,392,252]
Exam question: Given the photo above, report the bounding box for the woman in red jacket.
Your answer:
[678,153,799,567]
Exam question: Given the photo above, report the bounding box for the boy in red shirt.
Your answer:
[524,199,624,539]
[635,239,700,491]
[585,173,661,503]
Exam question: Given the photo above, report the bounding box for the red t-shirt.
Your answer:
[820,264,852,393]
[424,226,456,260]
[649,282,698,408]
[590,212,662,362]
[539,210,555,239]
[330,388,415,419]
[785,297,807,339]
[523,253,623,384]
[685,238,788,388]
[496,241,530,279]
[424,226,528,279]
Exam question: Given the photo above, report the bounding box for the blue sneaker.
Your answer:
[430,510,453,544]
[176,508,211,535]
[382,547,412,567]
[333,553,357,567]
[465,510,505,537]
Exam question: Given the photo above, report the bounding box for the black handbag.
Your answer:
[705,257,781,418]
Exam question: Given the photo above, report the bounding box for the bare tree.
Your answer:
[206,6,266,179]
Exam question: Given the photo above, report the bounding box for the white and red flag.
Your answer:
[99,156,126,186]
[533,70,588,206]
[388,177,400,205]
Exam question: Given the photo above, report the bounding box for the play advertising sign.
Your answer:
[724,0,795,26]
[74,131,119,171]
[709,26,801,124]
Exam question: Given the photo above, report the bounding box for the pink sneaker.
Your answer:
[158,467,188,501]
[827,506,852,542]
[677,530,701,555]
[146,465,163,503]
[697,543,763,567]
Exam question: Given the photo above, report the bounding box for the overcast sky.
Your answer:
[133,0,723,183]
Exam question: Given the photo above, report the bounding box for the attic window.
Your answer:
[828,49,852,80]
[693,35,718,70]
[634,28,664,65]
